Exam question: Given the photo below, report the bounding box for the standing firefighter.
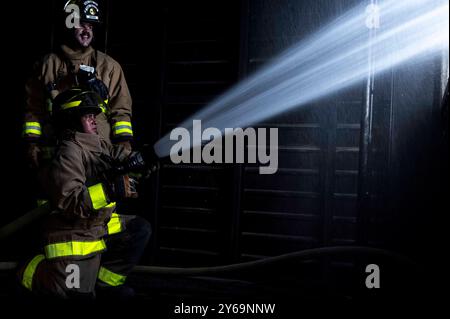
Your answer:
[18,88,151,299]
[24,0,134,171]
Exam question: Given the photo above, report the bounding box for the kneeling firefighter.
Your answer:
[17,88,155,299]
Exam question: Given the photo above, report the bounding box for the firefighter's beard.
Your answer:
[74,29,93,48]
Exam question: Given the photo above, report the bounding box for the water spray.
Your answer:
[154,0,449,158]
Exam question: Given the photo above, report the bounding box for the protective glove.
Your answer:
[77,70,110,102]
[26,143,41,169]
[104,174,139,201]
[87,78,109,102]
[125,150,160,179]
[141,145,161,175]
[116,140,132,151]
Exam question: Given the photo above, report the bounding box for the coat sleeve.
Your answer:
[107,142,132,163]
[48,146,112,219]
[23,59,48,141]
[107,60,134,142]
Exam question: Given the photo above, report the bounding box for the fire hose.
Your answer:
[0,204,418,275]
[0,202,52,241]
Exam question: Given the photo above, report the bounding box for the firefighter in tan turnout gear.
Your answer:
[18,88,151,299]
[24,0,134,171]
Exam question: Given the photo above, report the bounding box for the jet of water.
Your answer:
[154,0,449,158]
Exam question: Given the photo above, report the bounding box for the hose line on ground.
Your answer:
[0,204,418,276]
[0,246,418,276]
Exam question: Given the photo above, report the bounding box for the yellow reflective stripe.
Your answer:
[36,199,48,207]
[106,202,116,208]
[61,100,81,110]
[99,100,109,113]
[23,122,42,135]
[112,121,133,136]
[114,128,134,135]
[107,212,122,235]
[24,129,42,135]
[22,254,45,291]
[44,239,106,259]
[98,267,126,286]
[88,183,109,210]
[112,121,132,128]
[25,122,41,127]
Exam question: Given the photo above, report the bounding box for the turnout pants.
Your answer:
[18,214,151,299]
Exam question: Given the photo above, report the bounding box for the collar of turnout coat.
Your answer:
[60,44,95,61]
[64,131,104,153]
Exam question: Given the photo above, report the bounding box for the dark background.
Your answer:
[2,0,448,309]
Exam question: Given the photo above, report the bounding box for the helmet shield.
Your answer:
[63,0,102,25]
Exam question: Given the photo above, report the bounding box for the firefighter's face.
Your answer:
[74,22,94,47]
[80,113,97,134]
